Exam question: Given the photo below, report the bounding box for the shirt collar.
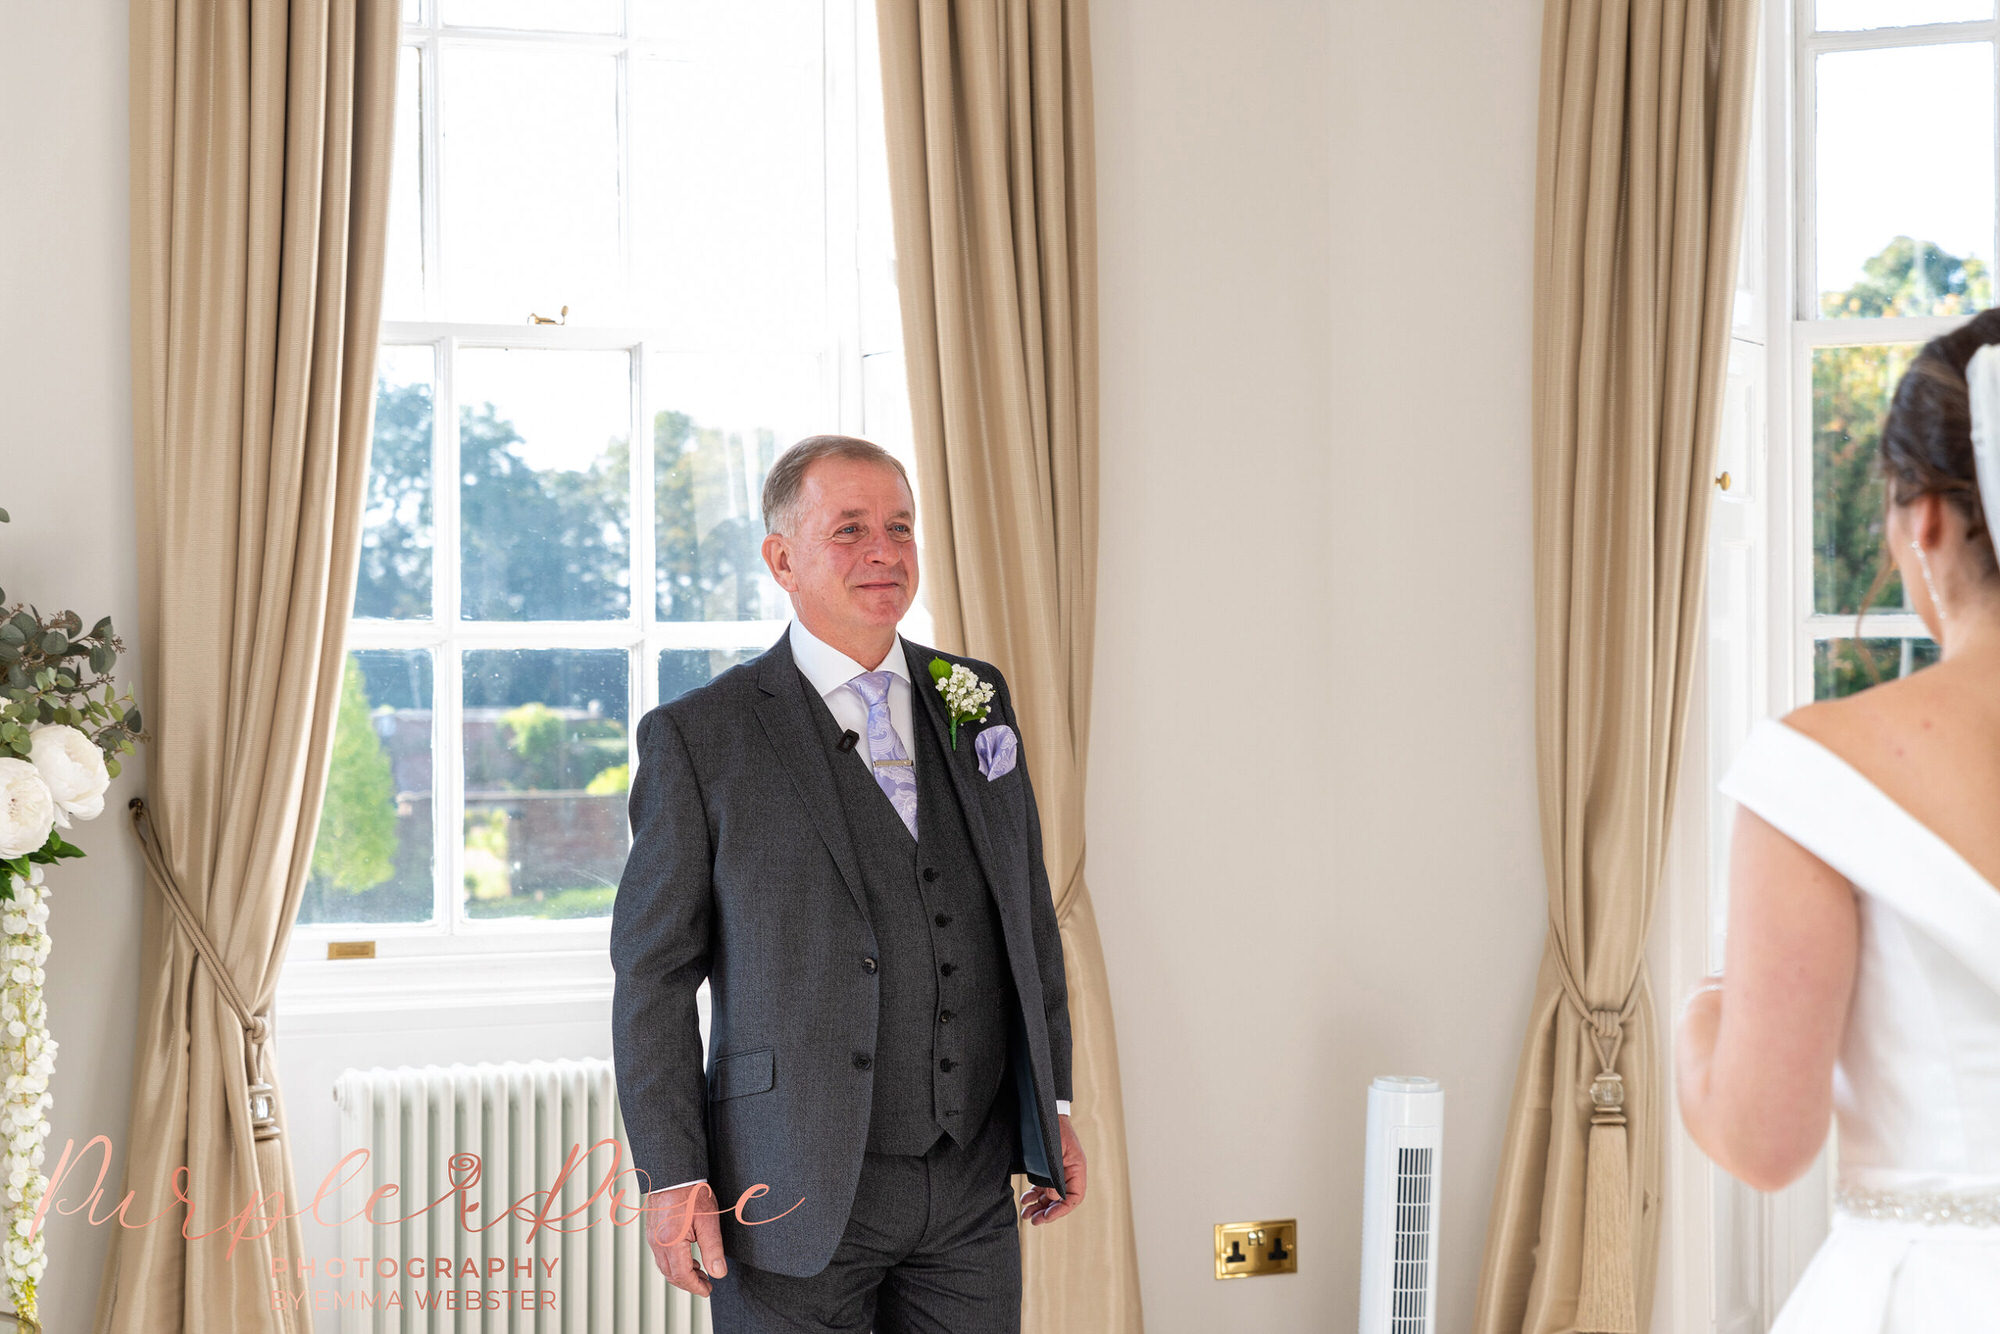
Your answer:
[788,615,912,698]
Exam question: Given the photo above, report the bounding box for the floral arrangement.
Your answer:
[0,507,146,1326]
[927,656,996,750]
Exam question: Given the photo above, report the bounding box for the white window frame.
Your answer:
[280,0,909,1012]
[1661,1,1993,1328]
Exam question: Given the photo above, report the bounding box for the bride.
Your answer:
[1676,310,2000,1330]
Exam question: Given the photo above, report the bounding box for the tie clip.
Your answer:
[871,757,913,767]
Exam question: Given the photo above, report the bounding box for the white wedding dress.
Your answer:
[1719,716,2000,1332]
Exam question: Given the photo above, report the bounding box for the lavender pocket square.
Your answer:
[974,723,1018,781]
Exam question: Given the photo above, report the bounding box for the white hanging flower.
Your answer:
[24,724,110,828]
[0,865,55,1320]
[0,763,55,861]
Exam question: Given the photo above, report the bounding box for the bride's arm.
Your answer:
[1674,804,1860,1192]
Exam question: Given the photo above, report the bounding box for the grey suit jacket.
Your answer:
[609,624,1074,1277]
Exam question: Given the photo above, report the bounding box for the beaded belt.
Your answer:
[1836,1182,2000,1227]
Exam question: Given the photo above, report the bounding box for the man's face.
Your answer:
[762,455,919,639]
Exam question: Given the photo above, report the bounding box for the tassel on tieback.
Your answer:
[1575,1068,1636,1333]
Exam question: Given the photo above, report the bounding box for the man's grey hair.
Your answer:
[760,434,914,537]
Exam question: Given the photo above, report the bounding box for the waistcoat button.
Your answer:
[939,1058,956,1072]
[861,956,878,973]
[853,1053,872,1070]
[923,866,940,882]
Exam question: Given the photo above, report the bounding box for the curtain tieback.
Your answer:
[127,797,281,1143]
[1555,955,1639,1334]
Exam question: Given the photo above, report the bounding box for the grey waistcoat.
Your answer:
[801,664,1017,1156]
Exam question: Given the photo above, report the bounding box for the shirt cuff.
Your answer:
[1056,1099,1071,1116]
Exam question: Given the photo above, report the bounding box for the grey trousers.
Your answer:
[705,1099,1022,1334]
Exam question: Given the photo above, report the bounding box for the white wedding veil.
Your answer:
[1964,341,2000,546]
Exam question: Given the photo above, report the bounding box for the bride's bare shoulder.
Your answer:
[1780,659,1996,783]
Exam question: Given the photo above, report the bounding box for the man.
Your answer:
[610,434,1088,1332]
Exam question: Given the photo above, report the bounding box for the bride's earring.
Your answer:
[1912,538,1949,625]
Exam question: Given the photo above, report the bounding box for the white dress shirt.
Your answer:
[654,617,1068,1194]
[788,615,918,777]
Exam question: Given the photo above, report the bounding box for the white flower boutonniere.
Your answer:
[927,657,996,751]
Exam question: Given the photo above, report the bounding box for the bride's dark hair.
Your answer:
[1852,308,2000,680]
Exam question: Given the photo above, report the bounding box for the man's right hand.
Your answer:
[644,1182,728,1296]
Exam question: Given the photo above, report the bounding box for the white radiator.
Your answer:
[331,1058,708,1334]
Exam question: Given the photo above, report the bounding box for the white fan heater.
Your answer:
[1357,1075,1443,1334]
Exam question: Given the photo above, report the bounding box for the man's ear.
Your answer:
[762,531,796,591]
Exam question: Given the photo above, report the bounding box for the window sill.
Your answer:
[276,941,614,1017]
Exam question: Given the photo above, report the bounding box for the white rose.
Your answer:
[0,762,55,860]
[26,724,110,827]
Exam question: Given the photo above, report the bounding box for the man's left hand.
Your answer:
[1019,1113,1086,1225]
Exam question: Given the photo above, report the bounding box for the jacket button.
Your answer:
[939,962,956,976]
[939,1010,954,1024]
[939,1058,956,1072]
[934,912,952,927]
[862,956,878,973]
[853,1053,872,1070]
[923,866,940,882]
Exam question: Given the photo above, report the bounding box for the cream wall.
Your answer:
[0,5,140,1331]
[3,0,1553,1330]
[1088,0,1548,1328]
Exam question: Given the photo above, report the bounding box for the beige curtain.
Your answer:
[875,4,1142,1332]
[1472,2,1758,1332]
[98,3,396,1331]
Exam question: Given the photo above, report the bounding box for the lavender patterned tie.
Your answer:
[847,670,918,839]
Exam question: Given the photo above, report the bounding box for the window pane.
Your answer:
[658,646,763,703]
[440,0,618,32]
[356,345,436,619]
[382,46,424,320]
[1814,637,1941,699]
[629,0,822,53]
[402,0,422,23]
[439,46,620,323]
[462,648,628,921]
[301,649,436,925]
[1817,0,1991,29]
[650,350,821,622]
[458,347,632,621]
[1813,343,1922,613]
[857,0,902,357]
[1817,44,1995,317]
[630,37,825,348]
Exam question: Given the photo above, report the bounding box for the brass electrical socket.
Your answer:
[1214,1218,1297,1279]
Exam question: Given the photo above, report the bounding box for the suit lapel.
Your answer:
[752,629,870,924]
[902,636,1011,900]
